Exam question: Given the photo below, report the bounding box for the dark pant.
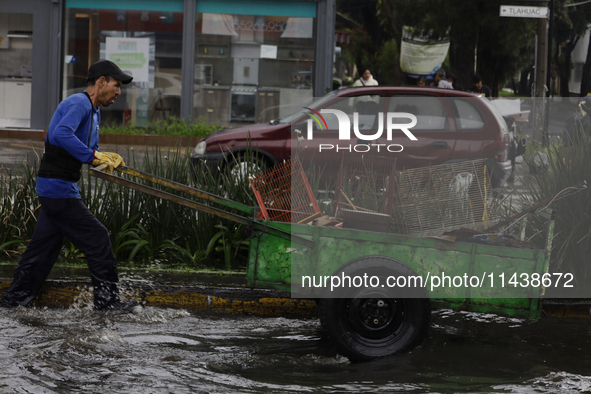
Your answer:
[2,197,120,309]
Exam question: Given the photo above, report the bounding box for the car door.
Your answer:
[378,94,456,170]
[447,96,496,160]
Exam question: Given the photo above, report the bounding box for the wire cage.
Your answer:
[249,157,322,224]
[334,154,397,231]
[390,159,499,236]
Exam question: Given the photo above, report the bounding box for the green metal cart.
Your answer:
[91,165,561,363]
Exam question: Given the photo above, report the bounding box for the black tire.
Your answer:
[318,256,431,363]
[225,153,269,184]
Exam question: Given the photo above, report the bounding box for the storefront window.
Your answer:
[63,7,183,126]
[0,13,33,128]
[194,8,316,127]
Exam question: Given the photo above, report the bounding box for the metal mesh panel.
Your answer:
[249,157,321,224]
[334,154,397,215]
[391,159,498,236]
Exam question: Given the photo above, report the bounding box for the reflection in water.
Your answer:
[0,307,590,393]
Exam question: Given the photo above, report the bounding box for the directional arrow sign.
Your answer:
[500,5,549,18]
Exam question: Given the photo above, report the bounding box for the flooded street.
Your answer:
[1,306,591,393]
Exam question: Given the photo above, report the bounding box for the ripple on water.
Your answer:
[1,307,591,393]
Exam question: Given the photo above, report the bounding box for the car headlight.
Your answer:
[194,140,206,155]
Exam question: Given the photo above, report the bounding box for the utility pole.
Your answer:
[500,1,551,145]
[543,0,555,147]
[535,15,549,145]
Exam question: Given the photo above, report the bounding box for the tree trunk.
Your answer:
[559,36,579,97]
[449,29,475,91]
[518,67,532,96]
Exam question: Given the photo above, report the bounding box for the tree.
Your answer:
[383,0,537,95]
[337,0,389,81]
[553,0,591,97]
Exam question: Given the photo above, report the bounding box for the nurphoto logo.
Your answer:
[303,108,418,153]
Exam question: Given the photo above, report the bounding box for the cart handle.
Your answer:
[89,166,314,248]
[116,165,255,215]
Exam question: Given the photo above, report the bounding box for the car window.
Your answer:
[321,94,382,131]
[451,98,485,130]
[387,95,447,130]
[278,90,337,124]
[480,98,509,133]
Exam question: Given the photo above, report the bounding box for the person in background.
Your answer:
[354,68,379,87]
[432,68,454,89]
[468,74,492,98]
[0,60,140,313]
[563,95,591,147]
[417,76,426,87]
[447,72,463,91]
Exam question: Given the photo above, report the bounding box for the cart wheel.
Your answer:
[318,257,431,363]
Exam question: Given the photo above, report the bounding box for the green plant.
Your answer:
[100,117,222,138]
[520,126,591,293]
[0,143,260,270]
[205,224,250,270]
[0,160,39,255]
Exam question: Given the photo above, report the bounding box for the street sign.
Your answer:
[500,5,549,18]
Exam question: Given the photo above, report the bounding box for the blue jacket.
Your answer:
[36,92,100,199]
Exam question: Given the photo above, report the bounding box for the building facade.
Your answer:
[0,0,335,129]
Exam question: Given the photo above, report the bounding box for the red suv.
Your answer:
[190,87,513,188]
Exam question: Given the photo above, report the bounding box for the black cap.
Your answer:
[87,60,133,84]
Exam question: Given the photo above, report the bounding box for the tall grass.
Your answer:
[0,162,39,257]
[520,126,591,292]
[0,146,258,271]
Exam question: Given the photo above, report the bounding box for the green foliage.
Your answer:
[0,162,39,257]
[100,116,222,138]
[205,224,250,270]
[376,39,400,85]
[521,127,591,292]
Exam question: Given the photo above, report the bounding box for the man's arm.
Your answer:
[49,105,95,164]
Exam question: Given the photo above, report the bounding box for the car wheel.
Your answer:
[318,257,431,363]
[226,154,268,184]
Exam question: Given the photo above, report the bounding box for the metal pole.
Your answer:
[180,0,196,123]
[533,35,538,136]
[543,0,555,147]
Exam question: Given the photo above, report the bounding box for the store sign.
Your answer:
[500,6,549,18]
[105,37,150,83]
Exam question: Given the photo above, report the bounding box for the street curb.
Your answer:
[0,279,317,316]
[2,279,590,318]
[0,128,199,147]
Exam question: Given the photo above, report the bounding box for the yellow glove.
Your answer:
[101,152,125,168]
[91,151,115,174]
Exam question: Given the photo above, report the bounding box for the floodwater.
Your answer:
[1,305,591,393]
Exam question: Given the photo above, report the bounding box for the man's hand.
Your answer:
[100,152,125,168]
[91,151,117,174]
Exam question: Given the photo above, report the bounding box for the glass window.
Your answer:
[388,95,447,130]
[452,98,485,130]
[194,11,316,127]
[317,95,381,131]
[63,7,183,126]
[388,95,448,130]
[0,13,33,128]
